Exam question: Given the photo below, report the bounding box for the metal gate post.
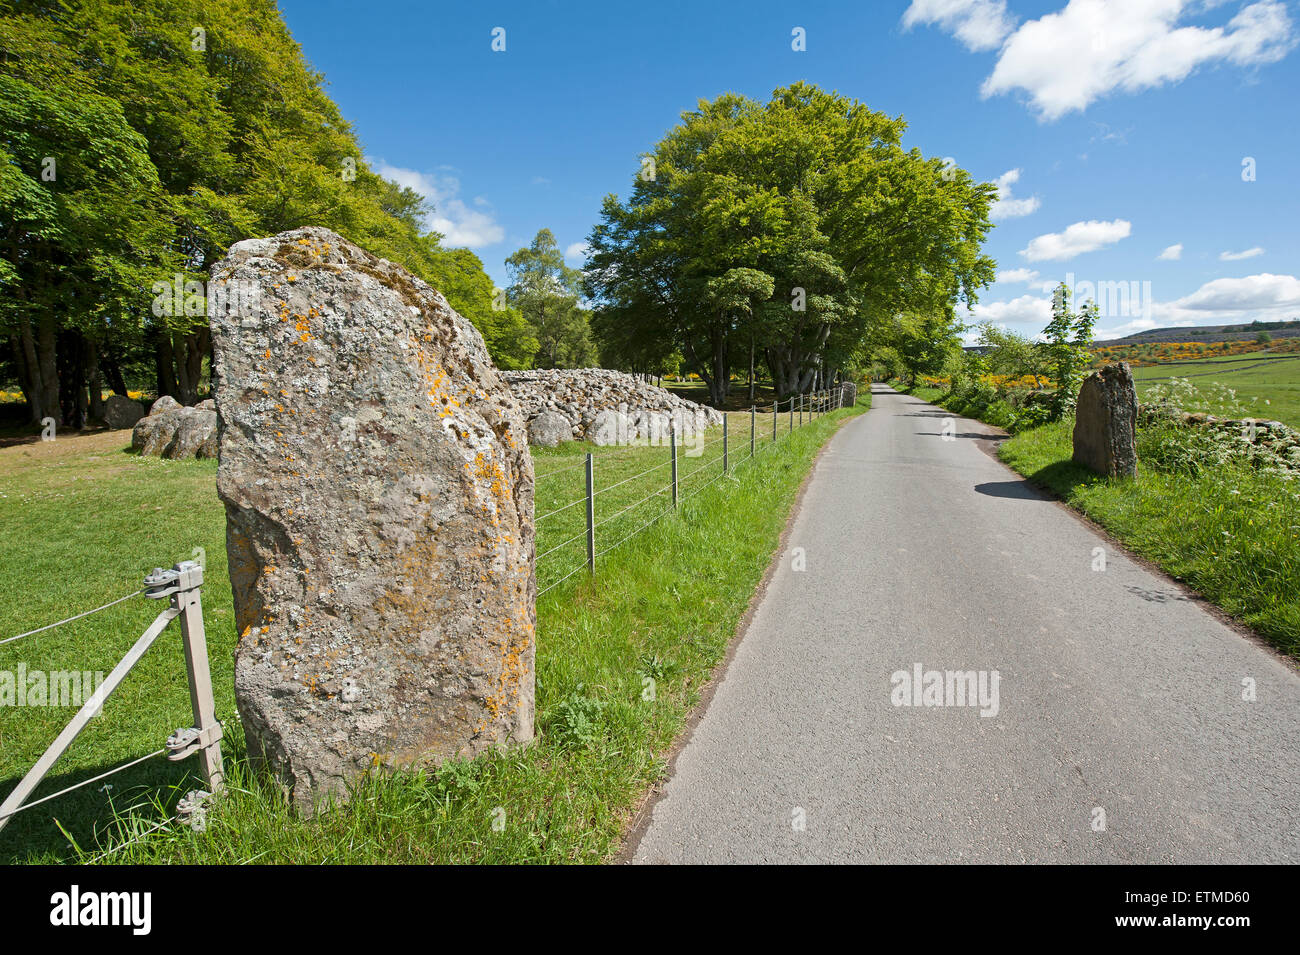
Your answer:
[670,425,679,507]
[172,560,225,794]
[585,453,595,573]
[722,414,729,473]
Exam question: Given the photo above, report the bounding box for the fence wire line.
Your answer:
[536,527,590,562]
[535,494,587,523]
[593,504,675,561]
[681,461,734,503]
[533,458,590,480]
[0,589,145,648]
[591,482,671,532]
[537,559,589,597]
[592,455,673,497]
[0,748,167,823]
[679,451,727,481]
[535,392,842,592]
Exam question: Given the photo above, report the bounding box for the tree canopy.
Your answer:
[0,0,528,424]
[585,83,997,404]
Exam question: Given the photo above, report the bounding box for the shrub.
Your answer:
[544,692,607,751]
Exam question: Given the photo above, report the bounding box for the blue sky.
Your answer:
[279,0,1300,340]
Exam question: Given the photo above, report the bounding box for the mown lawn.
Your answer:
[0,392,865,863]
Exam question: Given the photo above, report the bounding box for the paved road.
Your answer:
[631,384,1300,864]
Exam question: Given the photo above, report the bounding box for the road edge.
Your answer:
[613,400,871,863]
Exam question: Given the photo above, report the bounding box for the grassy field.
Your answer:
[904,383,1299,657]
[0,392,864,863]
[1130,351,1300,428]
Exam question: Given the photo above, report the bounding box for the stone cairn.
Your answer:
[502,369,724,447]
[209,226,534,814]
[1072,362,1138,477]
[131,396,218,459]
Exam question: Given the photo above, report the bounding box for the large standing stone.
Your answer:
[129,397,219,459]
[527,411,572,448]
[209,226,535,814]
[167,406,219,459]
[103,395,145,430]
[1072,362,1138,477]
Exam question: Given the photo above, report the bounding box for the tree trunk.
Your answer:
[36,313,61,426]
[153,327,179,399]
[748,330,755,403]
[57,328,86,430]
[15,319,44,424]
[102,350,128,398]
[86,344,104,423]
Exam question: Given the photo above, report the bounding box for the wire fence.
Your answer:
[534,386,846,596]
[1,382,852,857]
[0,562,227,856]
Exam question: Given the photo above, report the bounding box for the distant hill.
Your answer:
[1096,319,1300,346]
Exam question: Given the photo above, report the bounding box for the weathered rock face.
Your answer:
[527,410,572,448]
[130,396,218,459]
[1073,363,1138,477]
[502,369,723,445]
[103,395,145,430]
[209,226,535,814]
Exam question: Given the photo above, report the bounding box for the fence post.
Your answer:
[585,452,595,574]
[175,560,225,795]
[773,400,778,442]
[723,413,729,473]
[789,396,794,434]
[750,405,756,457]
[670,424,679,507]
[799,393,804,427]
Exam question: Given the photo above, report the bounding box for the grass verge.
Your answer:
[1,394,867,863]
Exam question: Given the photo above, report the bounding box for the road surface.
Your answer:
[630,384,1300,864]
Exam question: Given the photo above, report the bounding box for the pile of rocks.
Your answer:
[103,395,146,430]
[1140,401,1300,476]
[501,369,724,446]
[131,396,218,459]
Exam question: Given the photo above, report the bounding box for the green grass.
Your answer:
[0,393,866,863]
[1130,351,1300,428]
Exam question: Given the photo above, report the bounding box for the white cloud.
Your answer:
[1219,246,1265,261]
[1171,272,1300,313]
[902,0,1016,51]
[1020,219,1131,262]
[375,161,505,248]
[989,168,1041,220]
[969,272,1300,340]
[997,267,1040,284]
[906,1,1297,121]
[1157,243,1183,260]
[565,242,590,263]
[958,293,1054,326]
